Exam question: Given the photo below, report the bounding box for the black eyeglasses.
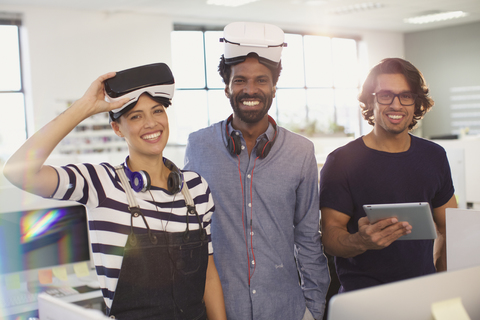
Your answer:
[372,91,418,106]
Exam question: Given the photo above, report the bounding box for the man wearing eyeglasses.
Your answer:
[319,58,457,293]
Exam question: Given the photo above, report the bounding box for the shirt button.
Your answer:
[247,174,251,179]
[251,260,255,265]
[252,289,256,294]
[248,203,252,207]
[241,145,245,150]
[235,132,239,136]
[250,231,254,235]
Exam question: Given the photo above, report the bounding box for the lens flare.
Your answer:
[20,209,63,244]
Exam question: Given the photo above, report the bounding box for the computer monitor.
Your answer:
[327,265,480,320]
[446,208,480,271]
[38,293,109,320]
[0,205,91,279]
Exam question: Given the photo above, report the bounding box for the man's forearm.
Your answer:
[323,227,368,258]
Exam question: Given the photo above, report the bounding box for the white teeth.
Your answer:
[243,101,260,106]
[388,115,402,120]
[142,132,161,140]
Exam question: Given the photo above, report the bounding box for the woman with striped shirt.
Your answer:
[3,63,226,320]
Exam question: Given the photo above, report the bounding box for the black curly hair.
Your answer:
[218,53,282,86]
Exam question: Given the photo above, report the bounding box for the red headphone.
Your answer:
[224,114,278,158]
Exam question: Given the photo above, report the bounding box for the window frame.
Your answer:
[0,16,28,160]
[0,17,25,95]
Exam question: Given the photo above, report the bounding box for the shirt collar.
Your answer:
[226,119,276,142]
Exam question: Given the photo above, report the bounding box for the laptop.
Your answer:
[38,293,109,320]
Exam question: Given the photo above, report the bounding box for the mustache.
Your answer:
[236,93,265,101]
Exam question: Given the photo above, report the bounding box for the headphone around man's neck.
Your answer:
[224,114,278,159]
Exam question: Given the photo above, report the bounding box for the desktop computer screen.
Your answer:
[0,205,102,319]
[327,265,480,320]
[0,205,90,275]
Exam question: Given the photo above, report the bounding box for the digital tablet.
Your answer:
[363,202,437,240]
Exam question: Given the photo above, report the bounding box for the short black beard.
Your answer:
[229,92,273,124]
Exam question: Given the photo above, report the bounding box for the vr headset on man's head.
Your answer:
[105,63,175,121]
[220,22,287,68]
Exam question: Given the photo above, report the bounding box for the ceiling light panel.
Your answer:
[328,2,384,15]
[404,11,469,24]
[206,0,259,7]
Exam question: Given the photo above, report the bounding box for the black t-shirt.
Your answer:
[319,134,454,292]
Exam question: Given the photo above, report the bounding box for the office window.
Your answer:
[171,27,362,143]
[0,19,26,160]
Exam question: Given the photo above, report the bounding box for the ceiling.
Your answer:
[3,0,480,33]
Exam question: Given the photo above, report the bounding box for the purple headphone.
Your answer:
[123,157,183,194]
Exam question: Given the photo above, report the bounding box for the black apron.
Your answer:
[109,166,208,320]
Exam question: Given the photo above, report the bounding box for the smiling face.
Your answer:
[111,93,169,159]
[372,73,415,137]
[225,57,276,125]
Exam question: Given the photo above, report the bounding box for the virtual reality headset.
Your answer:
[105,63,175,121]
[220,22,287,68]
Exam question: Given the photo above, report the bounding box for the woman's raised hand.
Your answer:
[72,72,130,118]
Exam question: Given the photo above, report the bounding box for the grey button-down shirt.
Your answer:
[184,119,329,320]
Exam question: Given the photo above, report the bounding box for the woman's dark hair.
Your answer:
[218,53,282,86]
[110,93,170,123]
[358,58,434,130]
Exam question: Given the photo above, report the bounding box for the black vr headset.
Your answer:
[105,63,175,121]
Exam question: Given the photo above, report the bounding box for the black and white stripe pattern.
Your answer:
[51,162,214,308]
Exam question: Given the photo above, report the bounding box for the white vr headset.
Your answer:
[104,63,175,121]
[220,22,287,68]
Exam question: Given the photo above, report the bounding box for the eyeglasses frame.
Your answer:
[372,91,418,106]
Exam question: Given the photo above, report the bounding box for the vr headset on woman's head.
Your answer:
[105,63,175,121]
[220,22,287,68]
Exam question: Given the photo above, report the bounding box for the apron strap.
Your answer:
[115,164,139,210]
[181,182,206,242]
[115,165,157,245]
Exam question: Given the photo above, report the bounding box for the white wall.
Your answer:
[405,22,480,139]
[19,7,173,132]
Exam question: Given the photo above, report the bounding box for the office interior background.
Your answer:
[0,1,479,214]
[0,0,480,319]
[1,0,480,212]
